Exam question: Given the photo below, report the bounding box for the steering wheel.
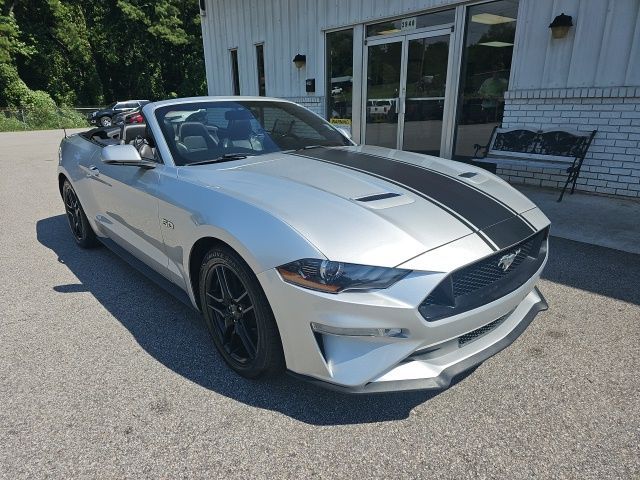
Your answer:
[268,119,299,140]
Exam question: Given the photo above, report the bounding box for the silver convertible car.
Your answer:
[58,97,549,393]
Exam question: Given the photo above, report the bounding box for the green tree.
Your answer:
[0,0,206,108]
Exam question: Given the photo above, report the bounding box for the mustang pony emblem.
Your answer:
[498,249,521,272]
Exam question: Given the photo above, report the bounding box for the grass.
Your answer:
[0,107,88,132]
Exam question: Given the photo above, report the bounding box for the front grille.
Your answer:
[458,315,508,347]
[419,228,548,322]
[452,236,536,298]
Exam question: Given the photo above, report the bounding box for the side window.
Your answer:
[230,49,240,95]
[114,103,124,110]
[255,44,266,96]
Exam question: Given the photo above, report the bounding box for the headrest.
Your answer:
[179,122,209,140]
[122,124,147,143]
[224,109,254,121]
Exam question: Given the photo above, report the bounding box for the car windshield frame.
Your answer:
[154,100,352,166]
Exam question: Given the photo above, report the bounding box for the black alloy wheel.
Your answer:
[62,181,97,248]
[199,247,284,378]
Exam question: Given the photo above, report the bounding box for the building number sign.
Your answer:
[401,17,417,31]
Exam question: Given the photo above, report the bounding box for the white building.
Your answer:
[200,0,640,198]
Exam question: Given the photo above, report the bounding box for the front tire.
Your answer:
[199,247,284,379]
[99,115,112,127]
[62,180,97,248]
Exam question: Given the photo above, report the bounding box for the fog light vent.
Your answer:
[458,314,508,347]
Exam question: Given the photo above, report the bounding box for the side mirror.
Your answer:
[101,144,156,169]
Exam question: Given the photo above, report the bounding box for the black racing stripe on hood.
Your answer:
[295,148,535,250]
[482,215,538,250]
[360,150,538,232]
[290,151,498,250]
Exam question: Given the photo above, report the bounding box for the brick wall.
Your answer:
[500,87,640,198]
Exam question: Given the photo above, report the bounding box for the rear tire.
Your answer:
[62,180,98,249]
[199,247,285,379]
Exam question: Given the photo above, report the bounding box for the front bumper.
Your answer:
[290,288,547,393]
[258,249,548,393]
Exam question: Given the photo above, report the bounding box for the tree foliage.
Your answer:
[0,0,206,108]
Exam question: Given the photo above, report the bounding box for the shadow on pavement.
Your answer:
[37,214,472,425]
[541,236,640,305]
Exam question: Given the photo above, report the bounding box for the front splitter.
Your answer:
[288,287,548,394]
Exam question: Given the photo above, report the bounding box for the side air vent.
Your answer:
[355,192,401,202]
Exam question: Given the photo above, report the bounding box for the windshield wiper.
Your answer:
[185,153,254,166]
[297,145,325,151]
[281,145,327,154]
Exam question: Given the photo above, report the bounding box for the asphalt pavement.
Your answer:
[0,129,639,479]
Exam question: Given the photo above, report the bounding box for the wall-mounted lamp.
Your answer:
[549,13,573,39]
[293,54,306,69]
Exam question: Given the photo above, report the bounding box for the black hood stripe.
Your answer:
[360,150,537,231]
[292,151,499,251]
[294,148,535,250]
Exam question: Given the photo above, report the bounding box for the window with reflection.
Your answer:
[326,29,354,136]
[366,9,455,38]
[230,49,240,95]
[454,0,519,160]
[256,44,266,96]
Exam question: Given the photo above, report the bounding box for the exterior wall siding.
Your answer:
[201,0,462,98]
[511,0,640,90]
[500,88,640,197]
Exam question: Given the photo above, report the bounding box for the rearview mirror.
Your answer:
[101,144,155,169]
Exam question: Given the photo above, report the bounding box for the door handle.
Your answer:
[88,165,100,177]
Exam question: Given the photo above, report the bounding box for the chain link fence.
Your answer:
[0,107,93,132]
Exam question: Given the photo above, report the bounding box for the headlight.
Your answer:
[276,259,411,293]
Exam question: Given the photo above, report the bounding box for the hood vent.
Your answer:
[355,192,401,202]
[352,192,413,210]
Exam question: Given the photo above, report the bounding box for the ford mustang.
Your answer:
[58,97,549,393]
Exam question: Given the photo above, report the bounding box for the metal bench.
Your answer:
[472,126,596,202]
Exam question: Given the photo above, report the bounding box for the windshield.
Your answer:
[155,100,352,166]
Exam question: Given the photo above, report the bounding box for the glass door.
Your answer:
[363,28,452,155]
[402,33,450,155]
[363,38,403,148]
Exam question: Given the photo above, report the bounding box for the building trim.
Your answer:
[506,87,640,100]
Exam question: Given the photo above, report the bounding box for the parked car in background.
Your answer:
[366,99,396,122]
[113,107,144,126]
[88,100,150,127]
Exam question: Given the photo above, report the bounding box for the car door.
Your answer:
[88,156,172,278]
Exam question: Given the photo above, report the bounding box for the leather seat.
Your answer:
[225,119,254,149]
[123,124,156,161]
[178,122,218,152]
[121,124,147,144]
[222,109,262,150]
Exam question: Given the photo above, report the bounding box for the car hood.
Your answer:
[178,145,539,268]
